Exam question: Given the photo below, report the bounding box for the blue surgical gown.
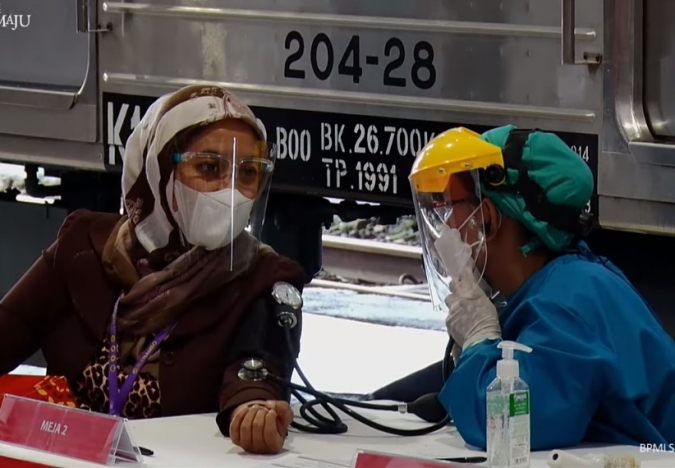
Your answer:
[439,244,675,450]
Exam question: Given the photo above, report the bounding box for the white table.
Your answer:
[1,403,674,467]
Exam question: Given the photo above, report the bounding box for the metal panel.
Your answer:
[98,0,604,210]
[0,0,99,147]
[644,0,675,139]
[100,0,603,134]
[0,135,104,171]
[600,0,675,234]
[0,1,84,90]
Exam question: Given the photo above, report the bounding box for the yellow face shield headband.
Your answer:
[409,127,505,194]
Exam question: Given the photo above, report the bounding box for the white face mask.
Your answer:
[172,181,254,250]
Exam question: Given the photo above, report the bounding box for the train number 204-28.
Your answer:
[283,31,436,90]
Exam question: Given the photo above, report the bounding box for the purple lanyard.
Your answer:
[107,297,173,417]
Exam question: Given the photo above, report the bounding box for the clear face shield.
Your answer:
[412,170,493,314]
[171,137,276,270]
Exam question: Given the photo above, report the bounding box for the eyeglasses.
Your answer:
[173,152,274,192]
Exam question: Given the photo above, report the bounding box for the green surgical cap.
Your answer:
[480,125,594,254]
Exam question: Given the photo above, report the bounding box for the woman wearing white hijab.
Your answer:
[0,85,305,455]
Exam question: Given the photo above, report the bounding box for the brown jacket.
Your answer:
[0,210,305,434]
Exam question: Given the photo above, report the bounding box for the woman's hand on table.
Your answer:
[229,400,294,454]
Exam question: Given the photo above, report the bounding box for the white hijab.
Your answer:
[120,86,265,254]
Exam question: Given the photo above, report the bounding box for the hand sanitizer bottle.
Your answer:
[486,341,533,468]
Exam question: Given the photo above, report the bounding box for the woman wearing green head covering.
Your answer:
[409,125,675,453]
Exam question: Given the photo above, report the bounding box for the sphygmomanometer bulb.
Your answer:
[406,393,449,424]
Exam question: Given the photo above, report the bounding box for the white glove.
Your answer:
[445,270,501,351]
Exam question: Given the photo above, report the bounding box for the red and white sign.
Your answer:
[0,455,58,467]
[0,394,144,466]
[353,451,481,468]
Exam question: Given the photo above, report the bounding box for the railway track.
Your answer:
[320,234,424,286]
[1,165,427,294]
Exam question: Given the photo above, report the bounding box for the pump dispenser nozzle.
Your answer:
[496,341,532,380]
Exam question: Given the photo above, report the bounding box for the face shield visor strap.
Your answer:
[226,138,237,269]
